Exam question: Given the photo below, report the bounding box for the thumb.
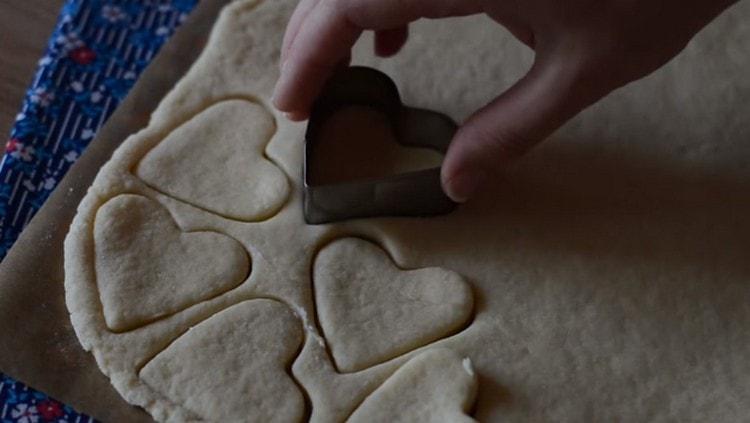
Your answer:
[441,56,603,202]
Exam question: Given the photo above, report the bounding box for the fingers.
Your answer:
[374,26,409,57]
[344,0,481,27]
[441,56,605,202]
[274,0,483,118]
[281,0,321,66]
[499,21,536,49]
[273,1,362,118]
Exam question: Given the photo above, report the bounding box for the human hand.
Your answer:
[272,0,738,202]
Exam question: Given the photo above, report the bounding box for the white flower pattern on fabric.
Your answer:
[10,403,39,423]
[29,88,54,107]
[10,143,35,162]
[43,177,57,190]
[22,180,37,192]
[81,128,95,140]
[70,81,84,93]
[90,91,103,103]
[54,31,83,53]
[101,5,127,23]
[64,151,79,162]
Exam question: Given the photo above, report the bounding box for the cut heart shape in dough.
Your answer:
[136,99,288,221]
[94,194,249,332]
[314,238,473,372]
[308,105,444,186]
[140,299,305,422]
[348,348,478,423]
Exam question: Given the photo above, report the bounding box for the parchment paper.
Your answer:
[0,1,230,420]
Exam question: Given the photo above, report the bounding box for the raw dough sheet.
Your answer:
[63,0,750,421]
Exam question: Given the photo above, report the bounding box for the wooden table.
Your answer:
[0,0,64,139]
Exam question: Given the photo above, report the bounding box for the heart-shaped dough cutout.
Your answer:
[348,348,477,423]
[140,299,305,422]
[136,99,288,221]
[314,238,473,372]
[94,194,249,331]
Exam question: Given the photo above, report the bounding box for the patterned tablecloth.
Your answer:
[0,1,198,421]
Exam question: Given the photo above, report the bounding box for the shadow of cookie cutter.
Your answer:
[303,66,458,224]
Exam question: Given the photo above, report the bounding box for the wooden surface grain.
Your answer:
[0,0,64,139]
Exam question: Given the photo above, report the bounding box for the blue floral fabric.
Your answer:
[0,375,95,423]
[0,0,198,420]
[0,0,197,259]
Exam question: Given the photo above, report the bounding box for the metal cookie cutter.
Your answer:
[303,66,458,224]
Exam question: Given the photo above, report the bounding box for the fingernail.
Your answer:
[444,169,488,203]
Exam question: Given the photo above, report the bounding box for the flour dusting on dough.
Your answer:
[292,305,327,349]
[462,357,474,377]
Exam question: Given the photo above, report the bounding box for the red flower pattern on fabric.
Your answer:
[37,399,64,420]
[69,46,96,65]
[5,138,20,153]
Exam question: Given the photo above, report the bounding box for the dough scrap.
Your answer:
[136,99,288,221]
[140,299,305,422]
[94,194,249,332]
[348,348,477,423]
[314,238,473,372]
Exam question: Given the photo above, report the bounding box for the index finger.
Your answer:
[272,0,482,118]
[280,0,321,66]
[273,1,361,118]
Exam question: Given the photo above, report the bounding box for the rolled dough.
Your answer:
[347,348,477,423]
[64,0,750,421]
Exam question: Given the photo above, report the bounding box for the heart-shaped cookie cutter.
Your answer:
[303,66,458,224]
